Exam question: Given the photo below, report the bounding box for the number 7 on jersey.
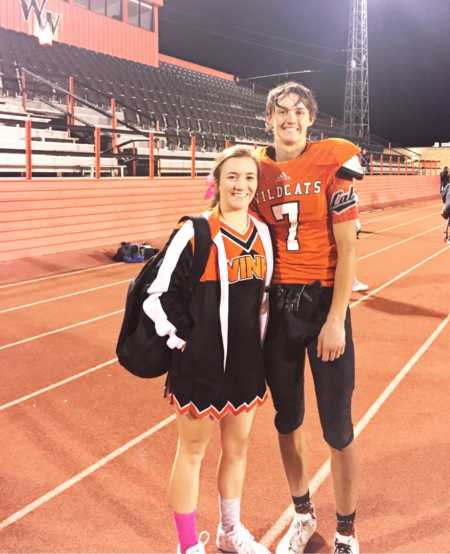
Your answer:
[272,202,300,251]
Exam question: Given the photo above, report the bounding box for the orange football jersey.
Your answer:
[253,138,361,286]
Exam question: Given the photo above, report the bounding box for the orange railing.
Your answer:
[22,122,440,180]
[367,153,439,177]
[19,121,441,180]
[20,119,170,179]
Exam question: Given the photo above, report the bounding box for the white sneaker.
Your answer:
[333,531,359,554]
[275,509,317,554]
[177,531,209,554]
[216,522,270,554]
[352,279,369,292]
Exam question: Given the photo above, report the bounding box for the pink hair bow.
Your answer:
[204,173,216,200]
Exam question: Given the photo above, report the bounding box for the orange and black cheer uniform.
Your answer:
[143,209,274,419]
[253,138,364,447]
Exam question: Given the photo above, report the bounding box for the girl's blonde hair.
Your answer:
[210,145,260,208]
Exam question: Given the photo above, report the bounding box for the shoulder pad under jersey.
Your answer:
[336,154,364,181]
[312,138,364,181]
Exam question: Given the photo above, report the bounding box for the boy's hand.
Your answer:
[317,318,346,362]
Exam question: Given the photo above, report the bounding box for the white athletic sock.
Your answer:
[219,496,241,532]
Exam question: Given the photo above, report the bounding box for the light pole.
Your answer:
[343,0,370,143]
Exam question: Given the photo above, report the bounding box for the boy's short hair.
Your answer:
[266,81,318,122]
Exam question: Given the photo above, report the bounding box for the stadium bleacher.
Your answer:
[0,14,439,264]
[0,25,380,178]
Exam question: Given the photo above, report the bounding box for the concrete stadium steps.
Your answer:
[0,178,209,261]
[0,175,440,262]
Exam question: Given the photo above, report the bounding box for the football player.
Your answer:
[252,81,364,554]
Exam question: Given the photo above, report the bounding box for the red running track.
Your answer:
[0,198,449,553]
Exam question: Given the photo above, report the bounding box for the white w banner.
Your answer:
[20,0,61,45]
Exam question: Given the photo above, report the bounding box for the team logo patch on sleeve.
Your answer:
[330,186,357,214]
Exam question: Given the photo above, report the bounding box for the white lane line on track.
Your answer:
[0,413,176,531]
[2,308,448,534]
[358,224,443,260]
[359,211,440,238]
[1,219,442,315]
[352,245,449,310]
[0,310,123,352]
[0,262,124,290]
[2,246,448,412]
[0,359,118,411]
[0,202,438,291]
[260,310,450,548]
[1,214,439,314]
[1,210,437,316]
[0,244,448,531]
[0,280,131,314]
[361,202,439,225]
[1,231,448,353]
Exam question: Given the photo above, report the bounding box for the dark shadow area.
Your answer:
[305,531,328,553]
[361,295,446,319]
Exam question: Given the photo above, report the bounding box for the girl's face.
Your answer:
[218,156,258,213]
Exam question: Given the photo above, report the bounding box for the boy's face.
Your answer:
[267,93,314,147]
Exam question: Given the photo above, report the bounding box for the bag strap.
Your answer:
[178,215,212,286]
[134,215,211,294]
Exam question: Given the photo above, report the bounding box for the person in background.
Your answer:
[143,145,273,554]
[440,166,449,194]
[441,178,450,244]
[252,81,363,554]
[360,148,369,170]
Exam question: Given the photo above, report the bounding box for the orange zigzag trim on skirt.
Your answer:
[168,390,268,420]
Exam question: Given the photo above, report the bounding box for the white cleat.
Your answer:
[352,279,369,292]
[275,510,317,554]
[333,531,360,554]
[216,523,270,554]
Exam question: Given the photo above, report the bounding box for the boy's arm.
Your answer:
[317,219,356,362]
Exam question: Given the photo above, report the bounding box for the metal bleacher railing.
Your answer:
[7,66,441,180]
[0,23,440,180]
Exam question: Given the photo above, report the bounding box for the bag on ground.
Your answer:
[113,242,158,263]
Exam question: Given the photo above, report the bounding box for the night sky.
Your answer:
[159,0,450,148]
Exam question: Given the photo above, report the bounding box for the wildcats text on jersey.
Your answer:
[255,180,321,204]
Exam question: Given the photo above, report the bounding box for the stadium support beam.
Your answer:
[343,0,370,143]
